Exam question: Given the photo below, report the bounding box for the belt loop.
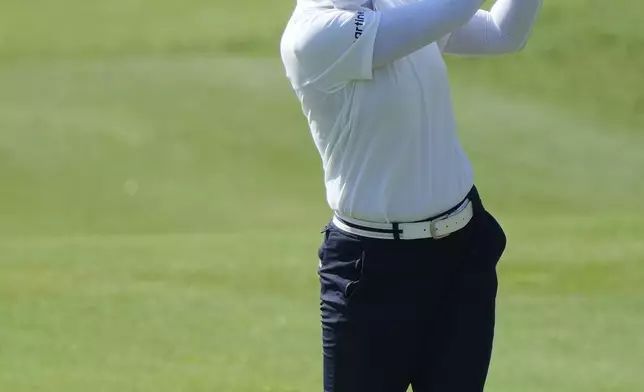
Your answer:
[393,223,401,240]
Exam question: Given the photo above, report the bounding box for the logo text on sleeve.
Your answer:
[354,12,366,40]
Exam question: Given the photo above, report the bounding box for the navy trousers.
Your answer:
[318,187,507,392]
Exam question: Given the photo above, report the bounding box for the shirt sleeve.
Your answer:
[441,0,543,55]
[288,9,381,93]
[372,0,486,67]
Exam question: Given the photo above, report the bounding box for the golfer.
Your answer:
[280,0,542,390]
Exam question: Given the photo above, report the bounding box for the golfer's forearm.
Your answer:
[372,0,487,67]
[489,0,542,51]
[443,0,543,55]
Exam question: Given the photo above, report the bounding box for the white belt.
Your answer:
[332,200,474,240]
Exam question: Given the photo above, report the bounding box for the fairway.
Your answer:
[1,1,643,391]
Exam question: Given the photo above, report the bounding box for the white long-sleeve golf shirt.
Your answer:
[281,0,542,223]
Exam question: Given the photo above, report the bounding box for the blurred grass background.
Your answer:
[0,1,642,391]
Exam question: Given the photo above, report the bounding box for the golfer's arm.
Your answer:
[441,0,543,55]
[372,0,487,68]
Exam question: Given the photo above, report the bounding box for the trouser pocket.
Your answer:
[477,210,507,268]
[319,227,366,312]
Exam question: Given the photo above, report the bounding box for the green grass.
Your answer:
[0,0,643,391]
